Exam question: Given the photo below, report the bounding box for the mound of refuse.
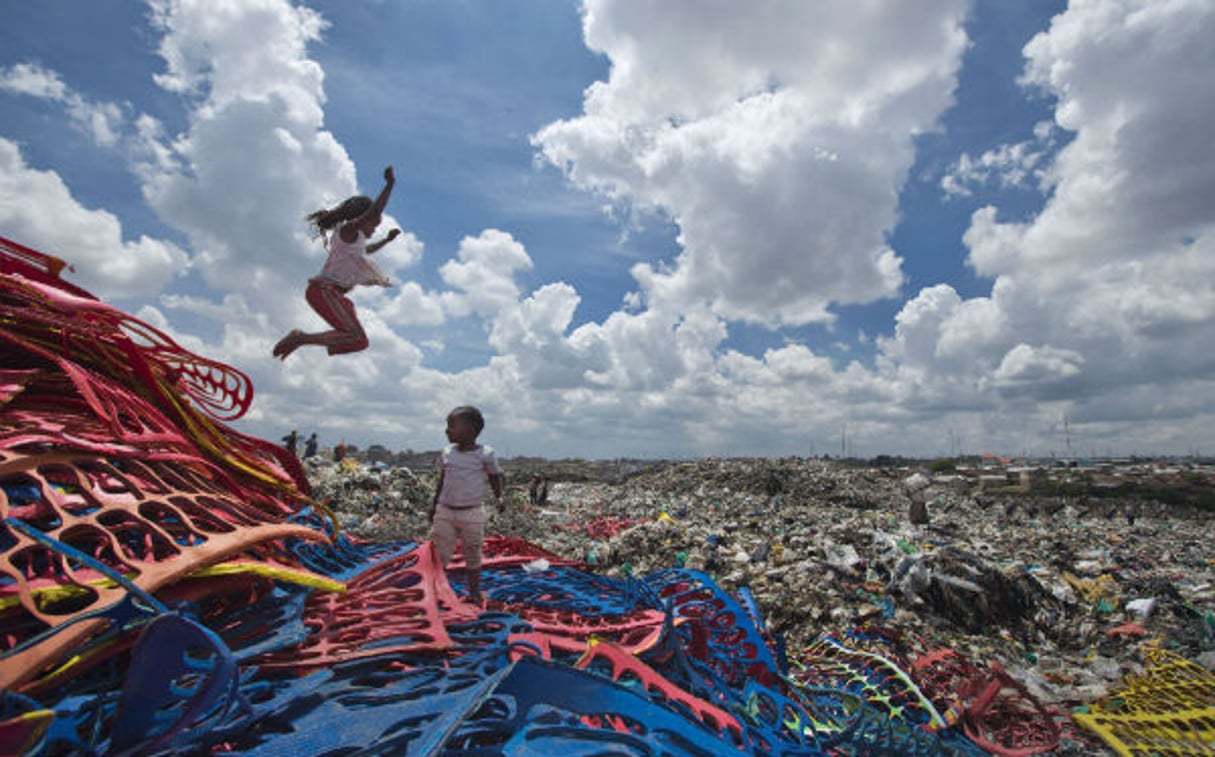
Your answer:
[3,234,1214,756]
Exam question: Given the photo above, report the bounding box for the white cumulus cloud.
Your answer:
[0,138,187,297]
[534,0,971,327]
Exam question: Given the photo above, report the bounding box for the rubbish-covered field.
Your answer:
[322,454,1215,754]
[3,234,1214,756]
[329,456,1215,669]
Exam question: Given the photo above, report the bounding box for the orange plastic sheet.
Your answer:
[574,637,746,745]
[0,450,324,690]
[252,542,467,670]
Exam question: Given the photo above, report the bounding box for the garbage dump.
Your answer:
[319,455,1215,755]
[2,234,1214,755]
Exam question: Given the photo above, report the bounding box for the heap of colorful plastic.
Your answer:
[1,235,1074,755]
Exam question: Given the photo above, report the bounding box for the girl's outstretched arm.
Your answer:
[366,228,401,254]
[369,165,395,217]
[342,166,396,241]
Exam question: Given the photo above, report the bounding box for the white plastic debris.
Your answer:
[1073,559,1106,576]
[824,542,862,572]
[522,558,551,574]
[903,472,930,494]
[1125,597,1156,618]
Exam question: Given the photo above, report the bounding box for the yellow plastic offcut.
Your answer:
[1074,646,1215,755]
[0,560,345,613]
[1062,571,1120,606]
[191,561,347,594]
[1073,709,1215,756]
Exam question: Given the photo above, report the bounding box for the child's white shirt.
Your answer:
[436,444,501,509]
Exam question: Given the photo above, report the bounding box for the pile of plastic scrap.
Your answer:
[0,233,1199,755]
[0,236,334,747]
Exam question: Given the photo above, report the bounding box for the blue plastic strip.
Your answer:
[109,613,240,755]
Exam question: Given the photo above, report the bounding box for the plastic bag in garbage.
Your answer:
[522,558,551,574]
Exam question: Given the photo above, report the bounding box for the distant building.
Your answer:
[977,474,1009,493]
[1018,467,1048,492]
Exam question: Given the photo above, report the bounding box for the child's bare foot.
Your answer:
[272,329,304,359]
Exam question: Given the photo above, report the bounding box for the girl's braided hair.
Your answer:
[306,195,373,237]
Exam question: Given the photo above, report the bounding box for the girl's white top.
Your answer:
[316,229,390,288]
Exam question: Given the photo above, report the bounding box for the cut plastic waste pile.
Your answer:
[1,234,1211,755]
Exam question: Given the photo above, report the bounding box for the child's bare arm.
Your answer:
[366,229,401,254]
[430,469,444,520]
[345,166,396,240]
[364,166,395,224]
[490,472,505,511]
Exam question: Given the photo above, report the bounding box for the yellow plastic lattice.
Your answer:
[1104,648,1215,715]
[1073,709,1215,756]
[1074,647,1215,755]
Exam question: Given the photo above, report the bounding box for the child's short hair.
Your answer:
[449,405,485,434]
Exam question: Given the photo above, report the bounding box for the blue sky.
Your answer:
[2,0,1214,460]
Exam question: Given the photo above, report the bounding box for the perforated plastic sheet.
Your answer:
[1075,646,1215,755]
[0,237,329,692]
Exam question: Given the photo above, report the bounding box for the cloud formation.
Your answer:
[852,0,1215,456]
[0,61,126,146]
[941,121,1057,197]
[534,0,972,327]
[0,138,187,297]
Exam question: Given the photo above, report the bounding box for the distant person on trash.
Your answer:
[273,165,402,359]
[430,406,504,605]
[528,474,549,506]
[281,429,298,455]
[303,432,318,459]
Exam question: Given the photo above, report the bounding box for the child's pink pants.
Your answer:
[305,279,368,355]
[431,504,486,571]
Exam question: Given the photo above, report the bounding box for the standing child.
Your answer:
[273,166,400,359]
[430,406,504,603]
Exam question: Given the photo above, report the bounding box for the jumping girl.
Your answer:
[272,165,400,360]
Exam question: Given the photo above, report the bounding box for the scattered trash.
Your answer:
[1124,597,1156,619]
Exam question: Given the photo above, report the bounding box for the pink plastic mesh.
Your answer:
[0,235,328,691]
